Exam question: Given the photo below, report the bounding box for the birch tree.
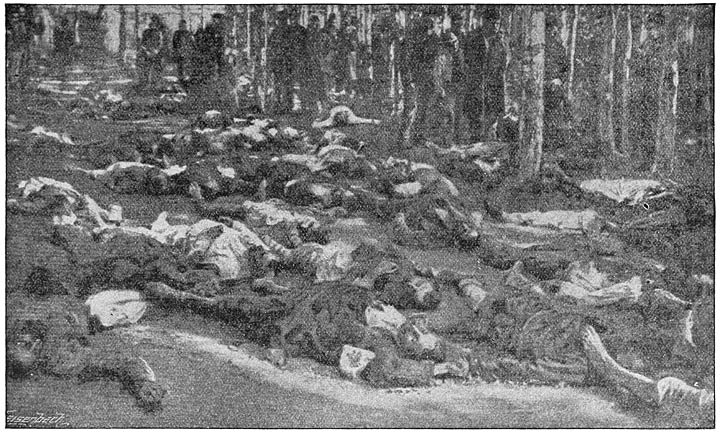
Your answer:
[133,6,139,50]
[118,6,126,53]
[620,5,632,155]
[259,6,269,113]
[567,5,579,109]
[653,8,680,175]
[517,5,545,181]
[598,6,620,156]
[560,6,570,53]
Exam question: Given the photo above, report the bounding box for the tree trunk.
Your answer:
[230,5,240,109]
[260,6,269,113]
[653,12,679,175]
[179,4,185,22]
[567,5,579,109]
[302,5,309,27]
[133,6,139,50]
[560,7,570,54]
[367,5,373,81]
[118,6,127,54]
[389,39,396,103]
[703,62,713,142]
[246,5,252,65]
[230,5,238,49]
[620,5,633,155]
[639,6,648,46]
[679,7,700,136]
[502,7,514,113]
[390,6,400,115]
[517,6,545,181]
[599,6,620,156]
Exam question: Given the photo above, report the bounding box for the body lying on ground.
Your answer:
[312,105,381,129]
[7,294,166,412]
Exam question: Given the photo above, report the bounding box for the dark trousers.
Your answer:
[400,78,434,147]
[446,83,468,145]
[138,56,162,88]
[175,56,191,81]
[273,71,294,113]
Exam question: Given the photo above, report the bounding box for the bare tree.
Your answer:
[133,6,139,50]
[260,6,269,113]
[653,8,680,175]
[560,6,570,53]
[599,6,621,156]
[517,5,546,181]
[620,5,632,155]
[567,5,579,109]
[118,6,127,53]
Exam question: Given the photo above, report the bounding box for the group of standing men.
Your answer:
[268,8,363,115]
[398,7,506,147]
[6,4,45,88]
[138,13,225,88]
[134,6,511,148]
[266,6,508,146]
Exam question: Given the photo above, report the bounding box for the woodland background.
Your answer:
[22,4,717,185]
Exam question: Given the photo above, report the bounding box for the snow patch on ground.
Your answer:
[122,324,638,425]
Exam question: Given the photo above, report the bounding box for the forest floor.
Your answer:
[4,54,714,428]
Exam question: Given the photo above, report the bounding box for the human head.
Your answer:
[211,13,223,27]
[430,15,444,36]
[309,15,320,30]
[327,13,337,27]
[482,7,501,32]
[149,14,161,29]
[276,9,290,25]
[285,6,300,24]
[449,9,465,32]
[646,11,664,40]
[178,19,187,30]
[442,31,459,51]
[6,320,45,378]
[424,7,444,35]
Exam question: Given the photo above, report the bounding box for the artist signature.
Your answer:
[6,410,70,428]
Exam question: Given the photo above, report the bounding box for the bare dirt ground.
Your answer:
[5,59,712,428]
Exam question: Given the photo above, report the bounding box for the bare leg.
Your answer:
[583,325,715,423]
[80,334,166,412]
[582,325,658,404]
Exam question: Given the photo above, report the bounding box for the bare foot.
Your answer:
[136,381,166,412]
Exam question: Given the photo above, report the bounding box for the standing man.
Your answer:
[138,15,165,89]
[268,9,294,113]
[370,15,395,96]
[447,10,468,144]
[6,5,34,88]
[287,8,308,110]
[465,7,506,140]
[172,19,194,84]
[204,13,226,79]
[341,15,360,97]
[303,15,327,115]
[481,8,506,139]
[399,10,442,148]
[632,11,667,170]
[322,13,341,94]
[53,14,74,79]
